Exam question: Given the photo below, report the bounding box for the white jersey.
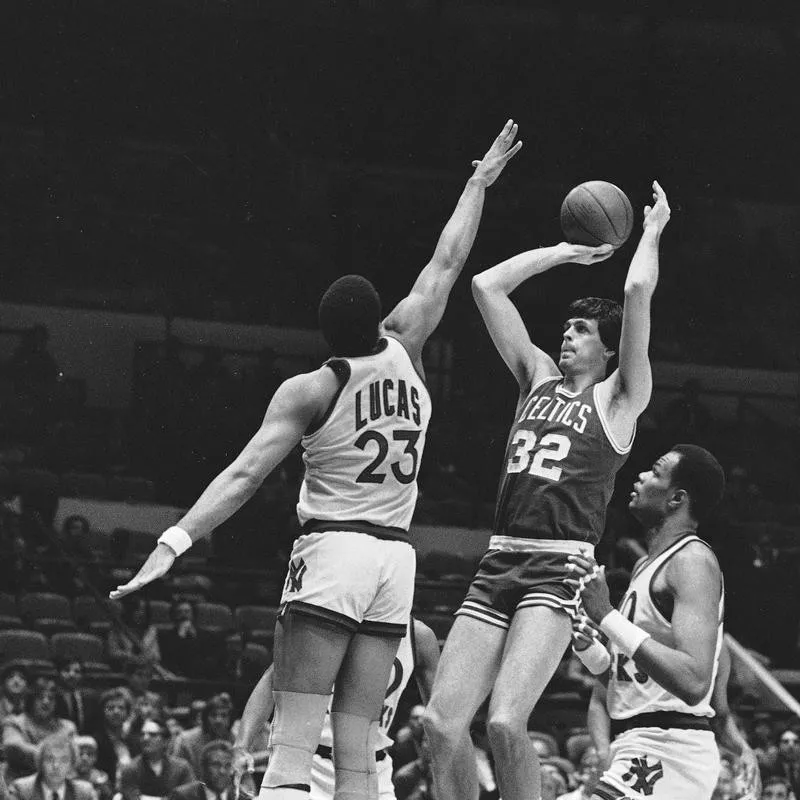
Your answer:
[297,336,432,536]
[317,618,417,751]
[607,534,724,720]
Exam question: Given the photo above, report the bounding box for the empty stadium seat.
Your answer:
[50,632,109,672]
[195,602,234,633]
[73,597,120,631]
[0,594,23,629]
[147,600,172,625]
[235,605,280,632]
[19,593,76,633]
[0,630,52,670]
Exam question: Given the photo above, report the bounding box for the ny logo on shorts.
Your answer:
[621,756,664,796]
[286,557,308,593]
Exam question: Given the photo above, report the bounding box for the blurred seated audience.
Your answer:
[761,775,792,800]
[556,746,602,800]
[90,688,135,788]
[72,736,113,800]
[392,737,433,800]
[7,734,96,800]
[107,599,162,672]
[41,516,101,598]
[750,711,779,772]
[119,717,194,800]
[1,662,30,724]
[158,600,225,681]
[3,676,78,781]
[540,761,568,800]
[390,705,425,771]
[55,659,99,736]
[167,740,235,800]
[171,694,234,775]
[765,729,800,800]
[127,691,168,745]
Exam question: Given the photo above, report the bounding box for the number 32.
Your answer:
[506,431,571,481]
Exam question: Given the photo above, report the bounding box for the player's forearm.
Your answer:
[624,228,660,296]
[711,713,747,757]
[235,667,275,749]
[587,685,611,758]
[473,245,567,297]
[430,176,488,272]
[632,638,712,706]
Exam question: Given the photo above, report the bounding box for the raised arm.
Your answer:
[569,545,722,706]
[472,242,613,392]
[110,370,336,599]
[604,181,670,415]
[382,119,522,366]
[412,619,441,705]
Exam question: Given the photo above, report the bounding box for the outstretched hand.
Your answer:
[558,242,615,266]
[643,180,671,235]
[109,542,176,599]
[470,119,523,187]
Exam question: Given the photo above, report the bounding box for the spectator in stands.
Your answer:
[119,717,194,800]
[766,730,800,799]
[168,740,235,800]
[0,662,30,724]
[72,736,113,800]
[540,762,568,800]
[171,694,234,775]
[158,600,224,680]
[54,659,99,736]
[7,734,96,800]
[126,690,167,747]
[750,712,779,772]
[761,775,792,800]
[106,599,161,671]
[392,737,434,800]
[46,516,101,596]
[3,676,77,781]
[122,659,159,708]
[91,688,135,787]
[556,746,602,800]
[1,528,50,594]
[711,755,736,800]
[391,705,426,770]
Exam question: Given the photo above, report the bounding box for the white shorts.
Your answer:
[595,727,720,800]
[279,531,416,638]
[309,752,395,800]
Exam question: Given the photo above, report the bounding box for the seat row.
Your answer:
[0,466,156,502]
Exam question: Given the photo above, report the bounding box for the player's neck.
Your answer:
[560,366,604,394]
[645,517,697,554]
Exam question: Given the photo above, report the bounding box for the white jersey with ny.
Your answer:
[297,336,432,534]
[318,618,416,751]
[607,534,724,720]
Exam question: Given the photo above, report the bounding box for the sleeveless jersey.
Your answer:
[318,618,416,751]
[606,534,724,720]
[297,336,432,536]
[494,375,632,544]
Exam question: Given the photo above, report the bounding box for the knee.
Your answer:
[486,714,528,757]
[422,706,460,753]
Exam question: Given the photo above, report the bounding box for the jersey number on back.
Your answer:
[354,429,421,485]
[506,431,571,481]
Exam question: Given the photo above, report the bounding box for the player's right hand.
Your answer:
[470,119,523,187]
[642,180,671,235]
[557,242,615,265]
[109,543,176,599]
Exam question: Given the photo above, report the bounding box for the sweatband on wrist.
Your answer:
[600,609,651,658]
[573,640,612,675]
[158,526,192,556]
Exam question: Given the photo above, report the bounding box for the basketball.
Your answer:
[560,180,634,248]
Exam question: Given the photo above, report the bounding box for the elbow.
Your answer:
[471,273,493,298]
[624,280,656,299]
[681,677,712,707]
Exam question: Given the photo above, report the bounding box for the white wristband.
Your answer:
[600,609,651,659]
[573,640,612,675]
[158,526,192,556]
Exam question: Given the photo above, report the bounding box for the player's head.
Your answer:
[629,444,725,527]
[560,297,622,375]
[319,275,382,357]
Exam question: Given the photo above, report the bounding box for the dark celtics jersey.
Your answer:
[494,375,633,544]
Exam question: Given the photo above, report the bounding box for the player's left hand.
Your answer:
[571,613,603,652]
[470,119,523,188]
[734,744,762,800]
[565,554,614,623]
[232,746,257,800]
[642,180,671,235]
[109,543,176,599]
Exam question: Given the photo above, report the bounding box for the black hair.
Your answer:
[318,275,382,357]
[669,444,726,522]
[24,676,56,714]
[567,297,623,355]
[200,739,233,772]
[201,693,233,734]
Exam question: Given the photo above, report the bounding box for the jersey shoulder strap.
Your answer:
[305,359,351,436]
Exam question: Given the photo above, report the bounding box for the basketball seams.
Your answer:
[562,202,605,247]
[581,183,624,244]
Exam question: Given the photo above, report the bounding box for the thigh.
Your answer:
[427,614,507,726]
[272,607,354,694]
[362,540,416,637]
[331,632,401,720]
[488,605,572,722]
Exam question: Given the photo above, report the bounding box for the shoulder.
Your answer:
[171,755,195,773]
[272,369,340,410]
[70,779,97,800]
[665,540,721,594]
[170,781,202,799]
[9,775,36,793]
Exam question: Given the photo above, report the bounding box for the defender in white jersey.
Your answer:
[231,619,440,800]
[567,444,727,800]
[111,120,522,800]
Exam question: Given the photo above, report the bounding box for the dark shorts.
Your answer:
[455,536,594,630]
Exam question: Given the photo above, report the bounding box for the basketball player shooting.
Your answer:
[109,119,522,800]
[423,182,671,800]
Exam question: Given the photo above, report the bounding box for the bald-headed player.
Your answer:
[424,183,671,800]
[109,120,522,800]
